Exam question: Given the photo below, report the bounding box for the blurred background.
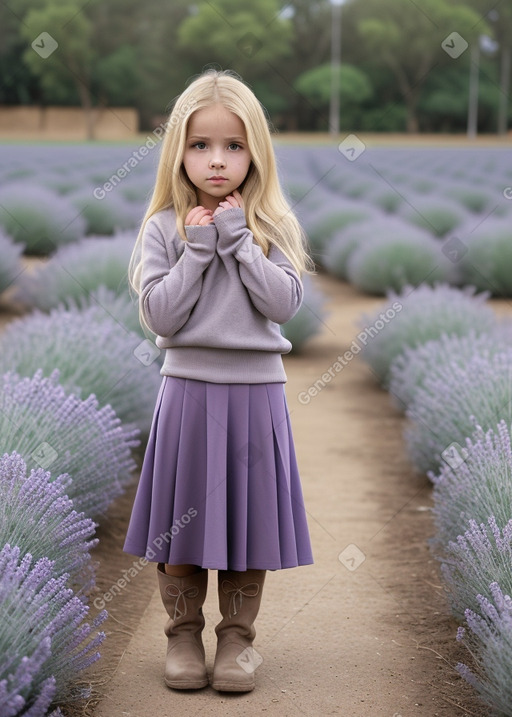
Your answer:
[0,0,510,139]
[1,4,512,716]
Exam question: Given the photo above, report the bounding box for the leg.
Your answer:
[156,562,209,689]
[164,563,199,577]
[212,568,266,692]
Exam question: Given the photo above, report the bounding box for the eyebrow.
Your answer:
[188,135,246,142]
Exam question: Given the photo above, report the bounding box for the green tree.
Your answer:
[420,59,503,132]
[21,0,98,138]
[177,0,293,99]
[89,0,192,128]
[294,63,373,130]
[351,0,486,132]
[468,0,512,134]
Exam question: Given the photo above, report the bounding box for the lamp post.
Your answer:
[329,0,345,137]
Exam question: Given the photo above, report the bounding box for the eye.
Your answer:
[228,143,242,151]
[192,141,207,150]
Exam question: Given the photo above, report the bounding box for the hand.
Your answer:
[185,206,214,226]
[213,189,244,217]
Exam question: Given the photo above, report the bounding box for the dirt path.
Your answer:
[87,273,488,717]
[0,268,490,716]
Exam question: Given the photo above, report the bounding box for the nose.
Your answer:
[209,154,226,169]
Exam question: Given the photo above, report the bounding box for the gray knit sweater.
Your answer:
[139,206,303,383]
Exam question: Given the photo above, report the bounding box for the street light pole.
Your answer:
[329,0,343,137]
[467,41,480,139]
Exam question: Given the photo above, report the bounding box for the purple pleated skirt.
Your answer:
[123,376,314,571]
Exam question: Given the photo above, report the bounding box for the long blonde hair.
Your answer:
[128,69,313,332]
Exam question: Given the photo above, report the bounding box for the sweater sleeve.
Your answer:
[140,215,217,338]
[214,207,303,324]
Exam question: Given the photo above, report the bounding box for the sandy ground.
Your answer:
[0,266,494,717]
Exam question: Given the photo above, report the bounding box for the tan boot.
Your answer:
[156,564,208,689]
[211,569,266,692]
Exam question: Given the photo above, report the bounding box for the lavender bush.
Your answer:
[12,233,136,312]
[68,189,139,235]
[0,544,107,707]
[0,369,139,519]
[281,275,328,352]
[444,185,493,213]
[399,196,467,237]
[339,176,380,200]
[0,183,86,255]
[0,229,24,295]
[346,233,451,294]
[388,325,512,411]
[0,305,162,436]
[405,350,512,474]
[358,283,494,387]
[0,452,97,595]
[307,201,375,263]
[65,285,145,339]
[0,636,56,717]
[430,421,512,545]
[322,216,438,282]
[366,186,403,213]
[458,218,512,296]
[456,582,512,715]
[440,517,512,622]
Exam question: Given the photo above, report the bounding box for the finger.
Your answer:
[186,206,211,225]
[190,206,212,220]
[232,189,243,206]
[223,194,238,207]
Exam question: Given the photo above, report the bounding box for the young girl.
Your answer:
[123,68,314,693]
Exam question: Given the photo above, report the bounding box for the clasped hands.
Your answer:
[185,189,243,227]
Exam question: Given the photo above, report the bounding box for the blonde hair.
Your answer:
[128,69,314,334]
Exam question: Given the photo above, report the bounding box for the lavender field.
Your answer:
[1,141,512,716]
[1,142,512,298]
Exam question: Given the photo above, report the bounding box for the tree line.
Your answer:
[0,0,510,135]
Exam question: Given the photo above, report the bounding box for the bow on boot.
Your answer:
[212,569,266,692]
[157,564,208,690]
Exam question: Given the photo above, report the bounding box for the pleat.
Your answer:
[202,381,229,566]
[246,384,282,568]
[123,376,314,570]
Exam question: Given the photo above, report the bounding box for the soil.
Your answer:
[0,263,497,717]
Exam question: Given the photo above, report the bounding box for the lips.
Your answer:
[208,175,227,180]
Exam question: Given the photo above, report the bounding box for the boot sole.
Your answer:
[165,676,209,690]
[211,680,255,692]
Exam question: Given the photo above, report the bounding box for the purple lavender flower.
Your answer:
[431,421,512,546]
[358,283,494,386]
[0,545,107,708]
[0,303,161,437]
[0,369,139,519]
[456,582,512,714]
[405,350,512,474]
[0,452,97,596]
[390,323,512,412]
[12,232,136,311]
[439,516,512,621]
[0,636,55,717]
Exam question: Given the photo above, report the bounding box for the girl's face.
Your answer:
[182,104,252,212]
